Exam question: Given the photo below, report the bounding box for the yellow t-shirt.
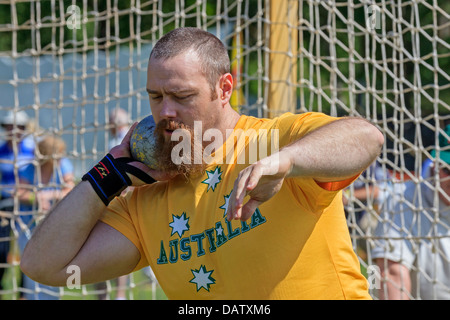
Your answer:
[101,112,371,299]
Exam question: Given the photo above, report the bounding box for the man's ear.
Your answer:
[218,73,233,106]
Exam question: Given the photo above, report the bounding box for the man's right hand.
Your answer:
[109,122,176,185]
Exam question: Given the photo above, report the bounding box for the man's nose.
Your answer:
[159,98,177,119]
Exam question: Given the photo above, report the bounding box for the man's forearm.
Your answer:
[282,117,384,182]
[20,181,106,285]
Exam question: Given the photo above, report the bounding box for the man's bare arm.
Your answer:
[284,117,384,182]
[227,117,384,221]
[20,123,153,286]
[20,181,141,286]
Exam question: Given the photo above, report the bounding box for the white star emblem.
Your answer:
[189,265,216,292]
[216,224,224,236]
[201,166,222,192]
[219,190,232,217]
[169,212,190,238]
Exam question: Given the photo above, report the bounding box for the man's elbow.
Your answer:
[371,123,385,153]
[20,250,64,287]
[357,118,384,158]
[20,253,44,285]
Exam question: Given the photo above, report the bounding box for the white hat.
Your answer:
[1,111,29,126]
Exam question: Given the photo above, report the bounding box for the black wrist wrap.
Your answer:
[82,153,156,206]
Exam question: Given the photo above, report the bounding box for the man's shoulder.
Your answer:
[238,112,327,129]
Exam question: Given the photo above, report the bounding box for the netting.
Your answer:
[0,0,448,300]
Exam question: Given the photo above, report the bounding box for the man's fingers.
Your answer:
[109,122,138,159]
[240,198,262,221]
[230,169,253,220]
[229,197,262,221]
[227,166,264,221]
[235,172,249,209]
[246,165,263,190]
[227,187,237,221]
[121,122,138,145]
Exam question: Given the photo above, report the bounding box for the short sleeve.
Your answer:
[279,112,360,191]
[287,112,338,144]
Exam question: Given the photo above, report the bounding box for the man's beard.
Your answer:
[153,119,207,179]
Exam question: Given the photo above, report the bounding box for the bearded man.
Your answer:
[21,27,383,299]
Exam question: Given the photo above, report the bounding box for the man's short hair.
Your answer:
[150,27,230,99]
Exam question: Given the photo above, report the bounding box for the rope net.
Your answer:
[0,0,448,299]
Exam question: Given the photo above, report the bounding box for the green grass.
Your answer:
[1,263,167,300]
[60,270,168,300]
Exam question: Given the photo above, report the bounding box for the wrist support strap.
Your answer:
[82,153,156,206]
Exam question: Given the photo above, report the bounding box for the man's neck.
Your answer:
[217,107,241,142]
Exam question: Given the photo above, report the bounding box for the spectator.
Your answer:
[371,124,450,299]
[0,110,34,298]
[16,135,74,299]
[343,161,387,260]
[343,161,386,229]
[21,28,384,299]
[109,108,130,149]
